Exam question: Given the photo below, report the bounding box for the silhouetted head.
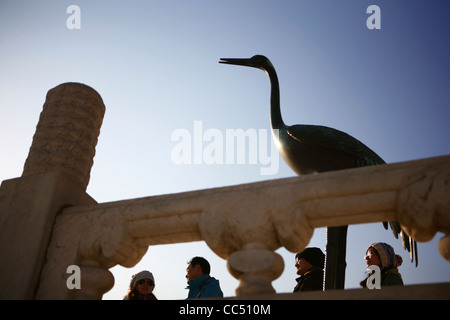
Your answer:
[219,55,274,73]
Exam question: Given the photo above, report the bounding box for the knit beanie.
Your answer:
[129,270,155,290]
[296,247,325,269]
[369,242,403,269]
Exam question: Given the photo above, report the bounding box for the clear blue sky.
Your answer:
[1,1,449,299]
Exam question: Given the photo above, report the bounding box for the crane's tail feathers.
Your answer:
[409,236,419,267]
[413,240,418,267]
[382,221,418,267]
[400,230,410,252]
[383,221,401,239]
[391,221,402,239]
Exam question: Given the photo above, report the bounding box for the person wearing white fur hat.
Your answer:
[124,270,157,300]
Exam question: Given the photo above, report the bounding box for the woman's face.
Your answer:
[365,247,382,268]
[135,278,154,295]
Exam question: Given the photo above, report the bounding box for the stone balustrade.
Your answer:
[1,83,448,300]
[35,154,450,299]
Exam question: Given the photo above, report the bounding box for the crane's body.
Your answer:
[220,56,386,173]
[220,55,417,289]
[280,124,386,174]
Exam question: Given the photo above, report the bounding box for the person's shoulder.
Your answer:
[204,276,220,287]
[382,269,403,286]
[203,278,223,297]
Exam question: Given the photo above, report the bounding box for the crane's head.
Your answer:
[219,55,274,73]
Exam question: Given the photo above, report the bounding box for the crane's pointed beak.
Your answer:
[219,58,251,67]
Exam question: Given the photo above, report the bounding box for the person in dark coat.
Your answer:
[293,247,325,292]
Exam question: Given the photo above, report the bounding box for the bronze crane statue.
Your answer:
[219,55,417,290]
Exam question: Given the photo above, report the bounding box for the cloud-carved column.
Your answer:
[0,83,105,299]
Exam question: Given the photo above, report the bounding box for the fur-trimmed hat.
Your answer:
[129,270,155,290]
[368,242,403,269]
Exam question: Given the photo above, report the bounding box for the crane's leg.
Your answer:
[324,225,348,290]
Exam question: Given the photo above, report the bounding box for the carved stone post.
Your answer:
[0,83,105,299]
[22,82,105,190]
[199,190,314,296]
[227,243,284,295]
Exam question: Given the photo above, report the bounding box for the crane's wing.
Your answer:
[287,124,418,266]
[287,124,385,165]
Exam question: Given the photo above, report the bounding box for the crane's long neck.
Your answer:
[265,67,286,131]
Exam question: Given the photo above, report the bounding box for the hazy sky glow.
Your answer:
[1,1,449,300]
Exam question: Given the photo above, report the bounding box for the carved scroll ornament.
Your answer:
[397,161,450,261]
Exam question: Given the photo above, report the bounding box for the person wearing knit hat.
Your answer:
[360,242,404,288]
[124,270,157,300]
[293,247,325,292]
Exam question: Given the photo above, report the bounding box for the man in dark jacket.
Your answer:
[293,247,325,292]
